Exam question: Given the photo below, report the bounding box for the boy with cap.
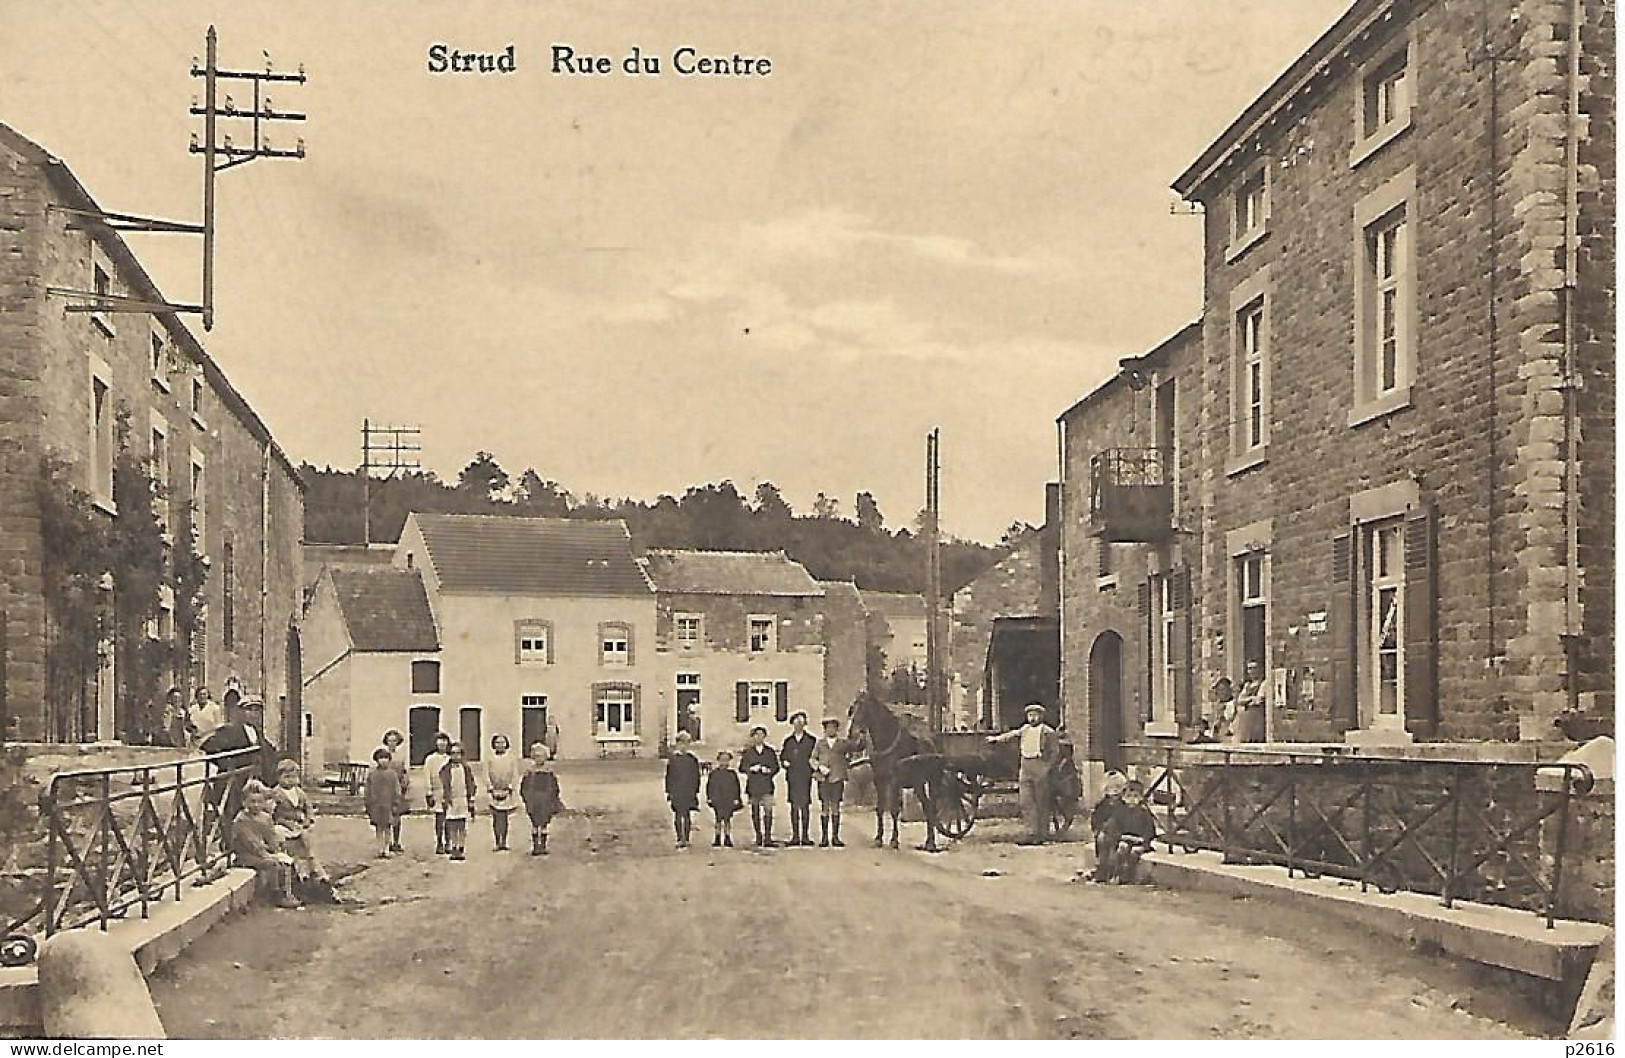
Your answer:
[780,711,817,846]
[707,750,742,847]
[738,725,781,847]
[812,716,854,847]
[987,702,1061,845]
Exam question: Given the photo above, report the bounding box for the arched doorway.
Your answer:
[1088,632,1125,772]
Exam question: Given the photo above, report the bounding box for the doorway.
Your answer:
[676,673,701,741]
[1088,631,1125,771]
[521,700,549,756]
[408,705,441,766]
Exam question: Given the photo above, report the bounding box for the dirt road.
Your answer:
[149,761,1542,1039]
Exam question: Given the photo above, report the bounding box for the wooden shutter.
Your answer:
[625,624,636,667]
[633,684,642,736]
[545,622,555,665]
[1403,505,1439,738]
[735,682,750,723]
[1137,581,1153,722]
[774,681,789,723]
[1171,567,1194,727]
[1329,534,1358,731]
[513,621,523,665]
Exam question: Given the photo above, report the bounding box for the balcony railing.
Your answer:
[1090,448,1173,542]
[1125,743,1595,928]
[0,745,262,963]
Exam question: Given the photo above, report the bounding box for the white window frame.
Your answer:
[150,327,171,392]
[1350,168,1417,426]
[747,615,776,654]
[1226,164,1269,261]
[1096,540,1118,591]
[675,612,703,652]
[149,411,171,540]
[89,244,115,338]
[190,373,207,431]
[1152,575,1178,726]
[87,353,115,511]
[1350,34,1415,168]
[516,620,551,666]
[1226,265,1271,474]
[747,681,773,712]
[600,623,631,667]
[594,687,636,738]
[1360,516,1407,732]
[189,446,207,547]
[1225,521,1273,738]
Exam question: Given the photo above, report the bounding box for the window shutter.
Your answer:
[736,682,750,723]
[1171,567,1194,727]
[633,685,642,737]
[626,625,636,667]
[1097,541,1111,579]
[1330,534,1358,731]
[1137,581,1153,722]
[1403,505,1438,738]
[774,681,789,723]
[513,622,522,665]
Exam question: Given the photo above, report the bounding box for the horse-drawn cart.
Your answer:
[928,730,1085,840]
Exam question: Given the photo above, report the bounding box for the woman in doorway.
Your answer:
[1232,661,1268,743]
[485,733,522,852]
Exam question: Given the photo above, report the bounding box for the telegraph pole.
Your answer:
[925,428,943,733]
[190,26,307,330]
[360,421,423,546]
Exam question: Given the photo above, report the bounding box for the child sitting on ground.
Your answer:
[366,747,406,857]
[1089,771,1128,880]
[232,779,301,908]
[520,742,563,856]
[271,758,334,901]
[706,750,742,848]
[1096,779,1159,884]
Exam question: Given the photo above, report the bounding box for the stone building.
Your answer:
[643,549,827,751]
[0,122,306,748]
[947,483,1060,730]
[1059,0,1613,774]
[817,579,869,723]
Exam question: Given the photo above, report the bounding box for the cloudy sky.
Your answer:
[2,1,1347,540]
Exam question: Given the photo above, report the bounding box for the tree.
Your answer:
[753,481,793,523]
[999,521,1037,549]
[515,468,573,516]
[812,492,841,519]
[456,451,510,507]
[855,491,885,534]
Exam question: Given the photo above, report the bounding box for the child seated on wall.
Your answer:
[232,779,302,908]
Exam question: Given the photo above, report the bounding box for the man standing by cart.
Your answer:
[988,702,1060,845]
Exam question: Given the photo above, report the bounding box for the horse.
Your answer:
[848,693,946,852]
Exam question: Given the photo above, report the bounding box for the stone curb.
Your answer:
[0,869,257,1036]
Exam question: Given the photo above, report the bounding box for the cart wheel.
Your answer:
[0,933,37,968]
[934,772,979,840]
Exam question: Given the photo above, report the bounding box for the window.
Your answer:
[1236,551,1268,677]
[594,686,637,737]
[675,613,702,651]
[408,705,441,766]
[1227,266,1270,471]
[1352,37,1413,166]
[190,376,206,428]
[515,620,552,665]
[600,622,631,666]
[150,330,170,391]
[411,659,441,695]
[747,615,775,654]
[459,706,483,761]
[1352,169,1416,424]
[1156,576,1178,723]
[222,541,235,651]
[88,364,113,506]
[1097,540,1116,584]
[748,681,773,712]
[156,586,175,643]
[521,696,549,753]
[90,252,114,337]
[149,414,170,536]
[1228,166,1268,259]
[189,449,206,545]
[1362,518,1406,727]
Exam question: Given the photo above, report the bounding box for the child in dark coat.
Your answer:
[1097,779,1158,884]
[664,730,702,849]
[365,747,406,857]
[739,726,781,847]
[706,750,742,848]
[520,742,564,856]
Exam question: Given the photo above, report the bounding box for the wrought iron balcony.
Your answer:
[1089,447,1173,542]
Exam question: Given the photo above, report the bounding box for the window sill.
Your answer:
[1347,386,1412,428]
[1144,720,1180,739]
[1349,115,1412,169]
[1095,574,1119,593]
[91,495,117,517]
[1224,448,1268,478]
[151,374,171,395]
[191,414,208,432]
[594,734,640,743]
[1225,225,1268,264]
[91,315,115,339]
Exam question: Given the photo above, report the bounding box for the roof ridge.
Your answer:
[646,548,792,558]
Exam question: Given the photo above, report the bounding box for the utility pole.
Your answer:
[925,428,943,734]
[189,26,307,331]
[360,421,422,546]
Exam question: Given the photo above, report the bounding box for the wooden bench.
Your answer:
[319,762,369,795]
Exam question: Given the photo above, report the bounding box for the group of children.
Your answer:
[230,759,334,909]
[663,714,856,850]
[364,730,565,859]
[1087,771,1158,884]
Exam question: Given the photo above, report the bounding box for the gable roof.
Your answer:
[642,550,824,597]
[411,513,653,597]
[328,569,440,653]
[859,590,927,620]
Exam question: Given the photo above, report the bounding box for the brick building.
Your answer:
[0,122,306,747]
[1058,0,1613,777]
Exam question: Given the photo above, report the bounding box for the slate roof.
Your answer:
[641,550,824,597]
[328,569,440,653]
[412,514,653,597]
[859,590,928,620]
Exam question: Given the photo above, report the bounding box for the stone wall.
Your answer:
[948,531,1045,727]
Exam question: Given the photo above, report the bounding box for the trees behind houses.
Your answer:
[301,457,1003,597]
